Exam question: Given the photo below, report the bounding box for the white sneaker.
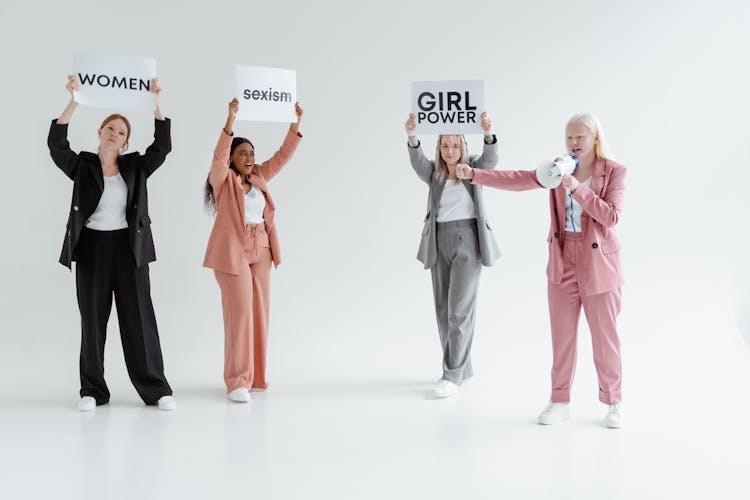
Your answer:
[157,395,177,411]
[77,396,96,412]
[604,403,623,428]
[228,388,251,403]
[432,379,459,398]
[538,402,571,425]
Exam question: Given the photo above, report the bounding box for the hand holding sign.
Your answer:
[481,112,492,135]
[290,102,304,135]
[405,113,416,136]
[456,163,474,180]
[65,75,80,97]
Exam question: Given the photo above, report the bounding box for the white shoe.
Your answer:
[228,388,251,402]
[432,379,459,398]
[604,403,623,428]
[77,396,96,412]
[157,395,176,411]
[538,402,571,425]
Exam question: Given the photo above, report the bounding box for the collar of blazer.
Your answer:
[431,176,474,207]
[82,151,137,200]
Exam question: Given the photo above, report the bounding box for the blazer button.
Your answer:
[592,242,599,249]
[554,232,559,238]
[134,204,138,209]
[73,205,79,211]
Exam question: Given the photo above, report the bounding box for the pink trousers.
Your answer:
[214,223,272,392]
[547,231,622,404]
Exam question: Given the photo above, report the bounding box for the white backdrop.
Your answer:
[1,0,748,444]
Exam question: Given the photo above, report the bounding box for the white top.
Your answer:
[565,177,592,232]
[437,179,476,222]
[85,173,128,230]
[244,185,266,224]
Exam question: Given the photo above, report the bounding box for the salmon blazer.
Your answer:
[203,129,301,275]
[471,158,626,296]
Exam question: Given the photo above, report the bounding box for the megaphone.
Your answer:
[535,155,579,189]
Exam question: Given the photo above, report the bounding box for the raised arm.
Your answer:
[48,75,80,180]
[256,102,303,181]
[141,77,171,177]
[208,99,238,192]
[471,112,499,170]
[405,113,433,184]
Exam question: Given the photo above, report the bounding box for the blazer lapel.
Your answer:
[590,158,606,197]
[88,158,104,193]
[119,162,136,206]
[461,179,475,201]
[432,176,447,212]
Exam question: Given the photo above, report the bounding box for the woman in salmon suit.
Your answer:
[203,98,303,403]
[456,113,626,428]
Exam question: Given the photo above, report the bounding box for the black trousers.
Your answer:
[75,228,172,405]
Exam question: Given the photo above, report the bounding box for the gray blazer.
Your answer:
[409,137,501,269]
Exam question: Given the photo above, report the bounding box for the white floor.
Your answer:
[2,278,750,499]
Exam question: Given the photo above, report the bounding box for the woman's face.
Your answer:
[230,143,255,176]
[566,123,597,160]
[440,136,462,165]
[98,119,128,153]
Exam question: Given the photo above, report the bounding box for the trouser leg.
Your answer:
[75,228,114,405]
[583,288,623,404]
[215,265,254,392]
[547,238,582,403]
[112,231,172,405]
[249,248,272,390]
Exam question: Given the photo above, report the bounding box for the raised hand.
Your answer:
[405,113,416,136]
[481,112,492,135]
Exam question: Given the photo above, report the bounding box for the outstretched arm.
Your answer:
[256,102,304,182]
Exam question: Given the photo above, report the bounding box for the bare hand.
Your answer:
[561,175,580,192]
[65,75,79,97]
[405,113,416,136]
[481,112,492,135]
[294,102,304,123]
[228,98,239,118]
[456,163,474,180]
[150,77,163,96]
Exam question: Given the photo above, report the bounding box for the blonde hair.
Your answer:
[566,113,611,160]
[434,134,469,183]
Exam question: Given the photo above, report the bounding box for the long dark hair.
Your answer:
[204,136,254,213]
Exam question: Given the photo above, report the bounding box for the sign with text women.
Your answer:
[72,53,157,111]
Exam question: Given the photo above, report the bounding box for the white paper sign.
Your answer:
[235,65,297,122]
[73,53,157,111]
[411,80,484,134]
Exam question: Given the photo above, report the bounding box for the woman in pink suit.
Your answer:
[456,113,626,428]
[203,98,303,403]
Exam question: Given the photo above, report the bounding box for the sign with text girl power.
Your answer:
[235,65,297,122]
[411,80,484,134]
[73,53,157,111]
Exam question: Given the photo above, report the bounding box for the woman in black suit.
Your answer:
[48,75,175,411]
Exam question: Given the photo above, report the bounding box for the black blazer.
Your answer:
[47,118,171,269]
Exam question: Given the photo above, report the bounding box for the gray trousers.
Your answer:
[430,219,482,384]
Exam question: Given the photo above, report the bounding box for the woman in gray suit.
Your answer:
[405,113,500,398]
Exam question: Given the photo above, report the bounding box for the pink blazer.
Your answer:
[472,158,626,296]
[203,129,301,275]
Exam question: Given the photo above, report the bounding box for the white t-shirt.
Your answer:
[565,177,592,232]
[244,185,266,224]
[437,180,476,222]
[86,173,128,230]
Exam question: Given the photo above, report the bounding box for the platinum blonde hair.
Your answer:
[566,113,611,160]
[434,134,469,183]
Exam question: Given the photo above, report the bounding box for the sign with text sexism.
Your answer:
[73,53,157,111]
[411,80,484,134]
[235,65,297,122]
